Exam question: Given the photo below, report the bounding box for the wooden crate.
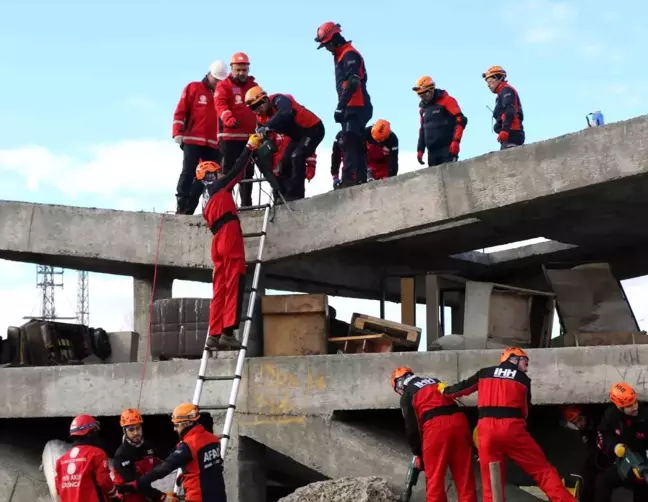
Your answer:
[330,331,418,354]
[350,313,421,348]
[261,294,329,356]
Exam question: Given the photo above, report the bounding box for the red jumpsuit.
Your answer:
[401,375,477,502]
[443,361,577,502]
[202,147,253,337]
[55,442,118,502]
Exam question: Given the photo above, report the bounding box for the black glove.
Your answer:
[334,108,345,123]
[116,482,137,494]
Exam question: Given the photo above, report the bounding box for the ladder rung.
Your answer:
[238,203,271,212]
[238,178,267,184]
[243,231,266,238]
[244,285,258,294]
[201,404,236,411]
[199,375,240,382]
[240,316,253,323]
[245,258,263,265]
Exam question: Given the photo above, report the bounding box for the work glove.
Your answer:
[173,135,183,145]
[416,151,424,165]
[332,176,341,189]
[334,107,345,123]
[497,130,509,143]
[449,140,460,157]
[222,111,239,129]
[306,165,315,181]
[160,493,179,502]
[614,443,627,458]
[414,456,423,470]
[256,125,270,138]
[246,134,263,151]
[437,382,448,394]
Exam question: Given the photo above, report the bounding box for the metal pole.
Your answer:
[489,461,504,502]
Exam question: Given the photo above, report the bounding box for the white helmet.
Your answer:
[208,60,228,80]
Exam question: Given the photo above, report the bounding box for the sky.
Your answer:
[1,0,647,345]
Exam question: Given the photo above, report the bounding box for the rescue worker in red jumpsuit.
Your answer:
[441,347,577,502]
[214,52,260,208]
[196,133,263,351]
[315,22,373,187]
[331,119,398,186]
[244,86,324,202]
[594,382,648,502]
[55,415,121,502]
[482,66,525,149]
[391,367,477,502]
[117,403,226,502]
[172,60,227,215]
[413,76,467,167]
[112,409,167,502]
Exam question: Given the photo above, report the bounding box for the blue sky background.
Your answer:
[1,0,647,340]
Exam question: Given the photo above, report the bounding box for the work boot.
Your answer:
[205,335,220,351]
[218,331,242,351]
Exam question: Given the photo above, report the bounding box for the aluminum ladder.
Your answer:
[173,173,274,498]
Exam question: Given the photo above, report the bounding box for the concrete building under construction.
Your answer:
[1,114,648,501]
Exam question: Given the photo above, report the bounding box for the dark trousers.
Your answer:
[593,463,648,502]
[278,122,325,201]
[220,140,255,207]
[176,144,220,215]
[499,130,525,150]
[340,105,373,184]
[426,145,456,167]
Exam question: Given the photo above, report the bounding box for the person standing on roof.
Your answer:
[331,120,399,186]
[172,60,227,215]
[441,347,577,502]
[55,415,122,501]
[112,409,167,502]
[482,66,525,149]
[413,76,467,167]
[214,53,260,208]
[195,133,263,352]
[315,22,373,188]
[244,86,324,202]
[593,382,648,502]
[117,403,226,502]
[391,367,477,502]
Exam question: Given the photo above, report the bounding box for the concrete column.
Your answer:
[451,291,465,335]
[463,281,493,350]
[425,274,440,349]
[133,272,173,362]
[217,413,267,502]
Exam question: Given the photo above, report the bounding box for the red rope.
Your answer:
[136,213,166,409]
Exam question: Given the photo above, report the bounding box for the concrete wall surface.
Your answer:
[1,345,646,418]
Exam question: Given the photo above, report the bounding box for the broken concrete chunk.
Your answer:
[278,476,399,502]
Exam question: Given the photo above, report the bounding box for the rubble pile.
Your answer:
[278,476,399,502]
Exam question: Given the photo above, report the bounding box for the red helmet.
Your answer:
[70,415,100,436]
[315,22,341,48]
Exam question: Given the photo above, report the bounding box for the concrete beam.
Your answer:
[2,346,647,419]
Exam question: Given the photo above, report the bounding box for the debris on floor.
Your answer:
[277,476,398,502]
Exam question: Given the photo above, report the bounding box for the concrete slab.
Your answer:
[2,113,648,298]
[1,345,647,419]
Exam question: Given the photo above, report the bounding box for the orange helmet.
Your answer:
[245,86,268,108]
[610,382,637,408]
[500,347,528,363]
[371,120,391,142]
[196,160,221,181]
[70,415,100,436]
[231,52,250,65]
[413,76,435,95]
[391,366,413,390]
[482,65,507,80]
[171,403,201,424]
[562,405,583,423]
[120,408,143,427]
[315,22,342,47]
